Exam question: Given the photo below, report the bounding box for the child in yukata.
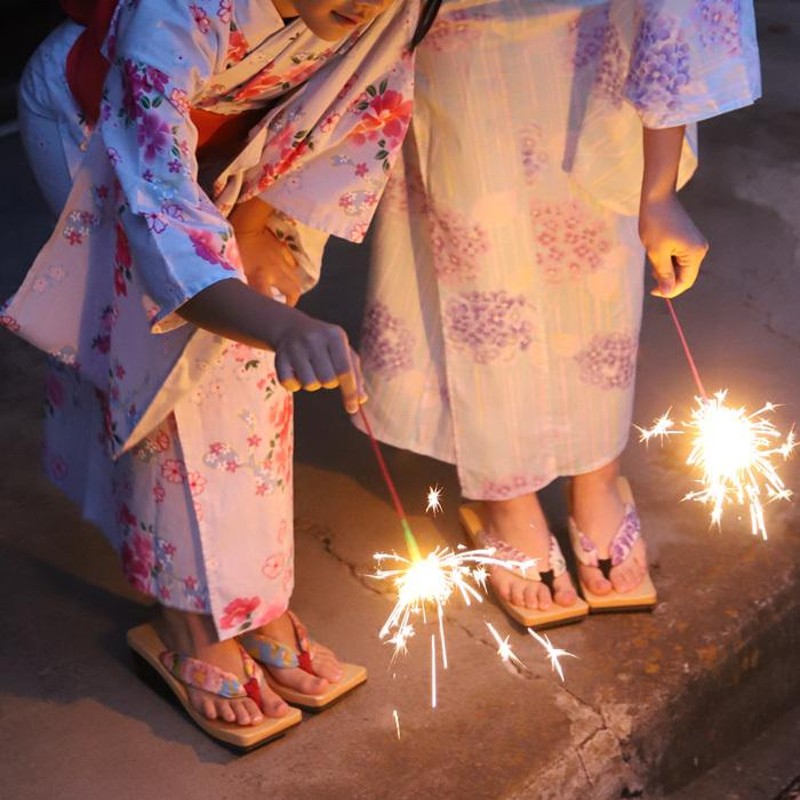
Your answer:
[357,0,762,625]
[3,0,432,747]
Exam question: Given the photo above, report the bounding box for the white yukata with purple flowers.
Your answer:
[3,0,418,637]
[359,0,760,499]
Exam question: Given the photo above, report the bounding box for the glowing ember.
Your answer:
[393,708,401,740]
[426,485,444,515]
[636,408,678,445]
[485,622,525,669]
[527,629,576,682]
[639,390,795,539]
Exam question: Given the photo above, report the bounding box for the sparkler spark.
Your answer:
[636,408,678,445]
[527,629,576,682]
[426,485,443,515]
[640,390,795,539]
[485,622,525,670]
[393,708,401,740]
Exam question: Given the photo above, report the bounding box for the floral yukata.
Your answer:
[3,0,417,637]
[359,0,760,499]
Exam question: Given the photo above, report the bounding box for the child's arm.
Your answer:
[178,278,365,414]
[638,125,709,299]
[229,196,305,307]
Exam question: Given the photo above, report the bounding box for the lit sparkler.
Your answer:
[637,300,796,539]
[636,408,677,445]
[393,708,401,740]
[426,484,443,515]
[527,628,576,682]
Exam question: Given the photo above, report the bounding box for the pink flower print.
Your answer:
[444,290,535,365]
[268,395,292,438]
[575,332,637,390]
[121,531,155,593]
[530,201,612,282]
[429,205,490,284]
[45,374,65,409]
[185,575,198,590]
[153,483,166,503]
[189,3,211,33]
[261,552,285,579]
[233,71,282,101]
[354,162,369,178]
[220,596,261,630]
[32,277,48,293]
[188,228,235,269]
[209,441,225,456]
[154,430,170,451]
[0,314,20,333]
[158,586,171,601]
[187,471,207,496]
[48,452,68,481]
[217,0,232,21]
[320,112,341,133]
[169,88,190,116]
[137,112,171,161]
[255,482,269,496]
[360,301,414,378]
[350,89,412,147]
[224,459,239,473]
[225,28,248,66]
[161,458,187,483]
[247,434,262,448]
[106,147,121,165]
[519,123,548,185]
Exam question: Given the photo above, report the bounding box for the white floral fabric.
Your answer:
[3,0,418,637]
[359,0,760,500]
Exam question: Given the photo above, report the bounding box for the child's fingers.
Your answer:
[648,248,677,298]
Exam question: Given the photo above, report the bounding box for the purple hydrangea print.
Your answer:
[520,123,548,185]
[571,7,626,106]
[626,12,691,117]
[430,205,490,285]
[530,200,612,283]
[575,332,637,390]
[444,290,535,365]
[360,301,415,377]
[695,0,743,55]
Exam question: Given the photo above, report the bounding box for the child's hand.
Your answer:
[273,309,367,414]
[237,227,303,307]
[639,193,709,298]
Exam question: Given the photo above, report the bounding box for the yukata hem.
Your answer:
[352,417,631,502]
[635,91,762,131]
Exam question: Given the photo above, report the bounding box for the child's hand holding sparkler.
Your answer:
[639,126,709,299]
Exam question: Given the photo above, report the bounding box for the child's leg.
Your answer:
[570,458,649,595]
[483,493,578,610]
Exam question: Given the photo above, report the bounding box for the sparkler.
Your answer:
[527,629,576,682]
[638,299,795,538]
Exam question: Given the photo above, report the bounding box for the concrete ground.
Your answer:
[1,2,799,798]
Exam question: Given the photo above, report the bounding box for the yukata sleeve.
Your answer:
[623,0,761,129]
[99,0,245,332]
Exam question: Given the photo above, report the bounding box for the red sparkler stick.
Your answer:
[664,298,708,401]
[358,406,423,560]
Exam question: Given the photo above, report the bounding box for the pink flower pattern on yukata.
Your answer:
[424,10,489,52]
[349,82,413,171]
[519,123,548,185]
[570,7,626,106]
[429,204,490,284]
[220,596,261,631]
[574,332,637,390]
[117,501,207,607]
[530,200,612,283]
[444,291,535,365]
[62,210,98,246]
[695,0,743,55]
[360,301,415,378]
[626,12,691,121]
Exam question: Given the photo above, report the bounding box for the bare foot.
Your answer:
[158,607,291,725]
[247,612,344,695]
[571,461,649,595]
[483,493,577,611]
